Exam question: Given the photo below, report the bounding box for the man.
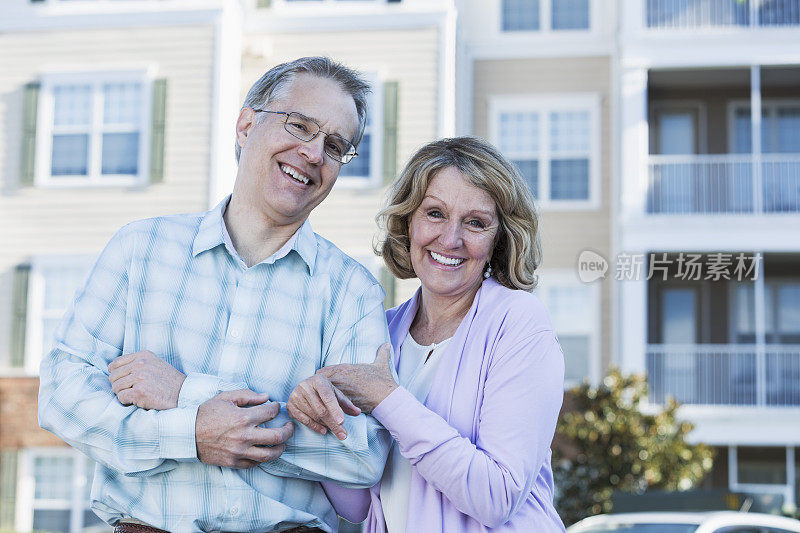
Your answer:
[38,57,392,533]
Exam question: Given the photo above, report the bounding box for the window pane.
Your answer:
[776,283,800,335]
[502,0,540,31]
[776,107,800,153]
[499,112,539,153]
[657,111,695,155]
[51,134,89,176]
[550,158,589,200]
[734,109,752,154]
[339,133,370,177]
[512,159,538,197]
[34,455,74,499]
[33,509,71,533]
[552,0,589,29]
[551,110,590,152]
[53,84,91,127]
[737,446,787,484]
[559,334,590,383]
[101,132,139,175]
[104,82,142,125]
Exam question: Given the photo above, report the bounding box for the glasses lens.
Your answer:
[284,112,318,141]
[325,135,356,163]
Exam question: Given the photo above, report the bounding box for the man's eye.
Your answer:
[326,140,345,157]
[288,121,309,133]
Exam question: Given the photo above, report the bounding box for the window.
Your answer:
[17,448,103,533]
[491,95,600,208]
[24,257,93,374]
[36,71,152,187]
[337,75,382,187]
[535,275,600,386]
[730,101,800,154]
[502,0,590,32]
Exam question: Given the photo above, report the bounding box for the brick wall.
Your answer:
[0,378,65,450]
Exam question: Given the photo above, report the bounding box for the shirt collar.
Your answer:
[192,195,318,275]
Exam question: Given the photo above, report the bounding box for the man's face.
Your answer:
[234,73,360,227]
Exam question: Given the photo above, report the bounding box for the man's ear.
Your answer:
[236,107,256,149]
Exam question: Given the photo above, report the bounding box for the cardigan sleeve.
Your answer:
[371,329,564,528]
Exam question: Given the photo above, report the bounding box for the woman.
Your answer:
[288,137,566,532]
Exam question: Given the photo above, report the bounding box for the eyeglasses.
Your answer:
[254,109,358,164]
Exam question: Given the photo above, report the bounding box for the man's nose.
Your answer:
[297,134,326,165]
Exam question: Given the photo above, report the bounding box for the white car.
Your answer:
[567,511,800,533]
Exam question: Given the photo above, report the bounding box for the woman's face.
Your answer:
[408,166,499,302]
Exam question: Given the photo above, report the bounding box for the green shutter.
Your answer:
[382,81,399,185]
[0,451,18,530]
[10,265,31,368]
[20,82,40,186]
[150,78,167,183]
[256,0,271,7]
[380,267,396,310]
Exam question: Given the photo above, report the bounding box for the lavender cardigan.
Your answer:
[326,277,566,532]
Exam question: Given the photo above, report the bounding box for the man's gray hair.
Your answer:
[235,56,371,162]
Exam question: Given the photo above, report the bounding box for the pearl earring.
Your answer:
[484,263,493,279]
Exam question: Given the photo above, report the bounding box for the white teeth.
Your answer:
[281,164,309,185]
[429,251,464,266]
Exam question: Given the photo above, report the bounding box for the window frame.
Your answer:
[489,93,601,209]
[334,73,383,189]
[727,98,800,154]
[15,447,98,533]
[535,269,601,388]
[34,69,153,188]
[499,0,594,34]
[24,255,93,375]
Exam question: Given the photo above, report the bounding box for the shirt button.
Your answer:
[230,329,240,339]
[229,506,239,516]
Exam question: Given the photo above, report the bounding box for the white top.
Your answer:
[380,333,452,533]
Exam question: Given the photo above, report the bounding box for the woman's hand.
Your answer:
[318,343,398,414]
[286,374,361,440]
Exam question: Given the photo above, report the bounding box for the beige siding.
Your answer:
[243,27,441,259]
[473,56,613,372]
[0,24,217,367]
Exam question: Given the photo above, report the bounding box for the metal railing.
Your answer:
[647,344,800,406]
[646,0,800,29]
[646,154,800,214]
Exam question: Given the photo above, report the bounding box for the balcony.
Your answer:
[646,154,800,214]
[646,0,800,30]
[647,344,800,406]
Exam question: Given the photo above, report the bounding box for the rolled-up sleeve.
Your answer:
[38,227,199,476]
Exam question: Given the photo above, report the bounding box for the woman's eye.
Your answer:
[427,210,443,218]
[468,220,486,229]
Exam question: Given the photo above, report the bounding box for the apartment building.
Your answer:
[618,0,800,511]
[0,0,448,530]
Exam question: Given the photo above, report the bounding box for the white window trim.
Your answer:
[489,93,601,210]
[335,73,384,189]
[536,269,602,388]
[497,0,599,36]
[15,447,95,533]
[729,445,796,507]
[35,69,154,188]
[727,98,800,154]
[24,255,94,376]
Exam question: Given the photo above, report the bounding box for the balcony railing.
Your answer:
[646,0,800,29]
[647,344,800,406]
[646,154,800,214]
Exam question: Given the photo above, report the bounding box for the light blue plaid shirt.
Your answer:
[38,197,392,532]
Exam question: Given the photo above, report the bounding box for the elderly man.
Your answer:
[38,57,391,533]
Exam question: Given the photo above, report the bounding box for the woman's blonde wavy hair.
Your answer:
[376,137,542,291]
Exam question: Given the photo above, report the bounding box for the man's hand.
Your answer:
[109,351,186,410]
[286,374,361,440]
[318,343,398,414]
[196,389,294,468]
